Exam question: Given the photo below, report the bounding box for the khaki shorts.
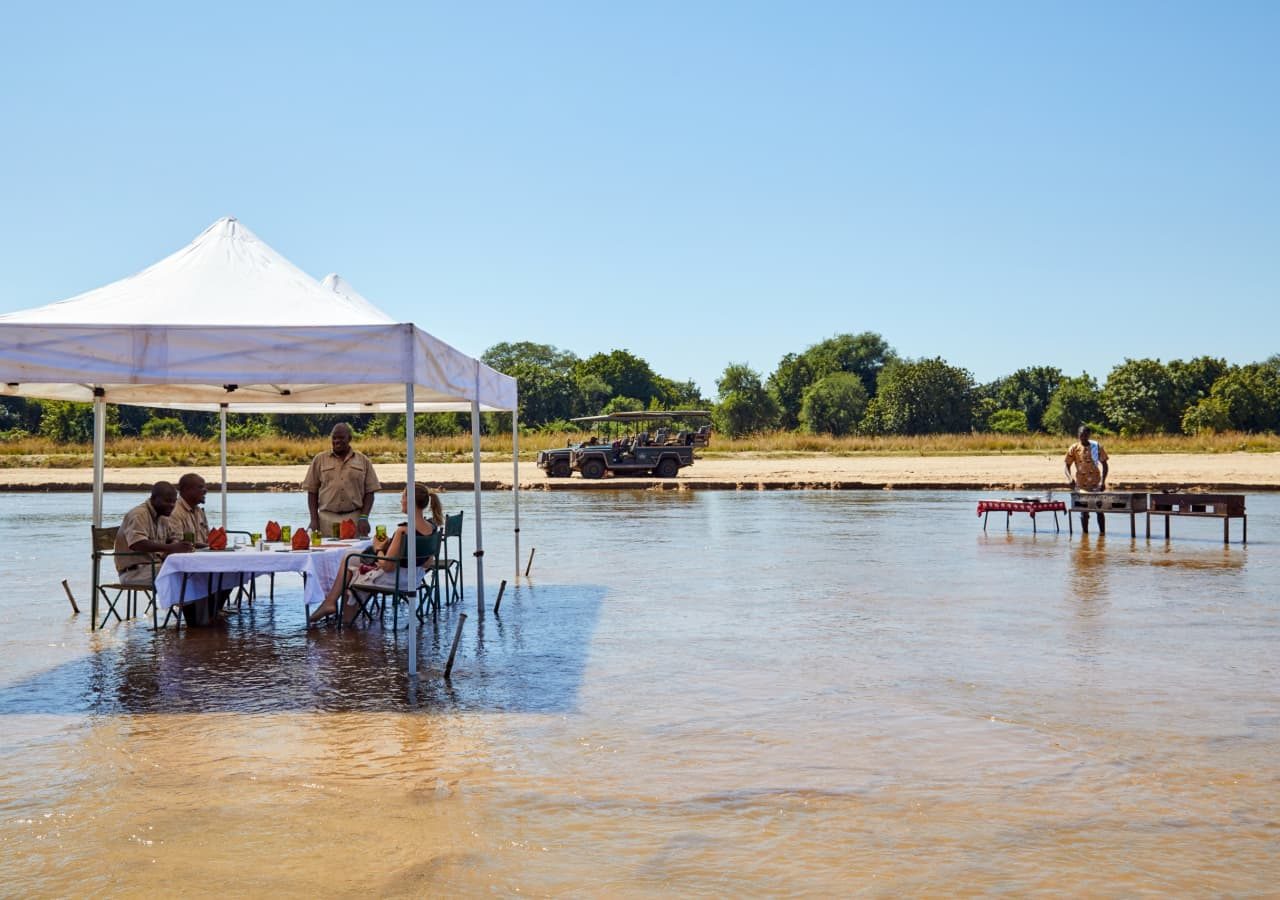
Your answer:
[116,564,155,586]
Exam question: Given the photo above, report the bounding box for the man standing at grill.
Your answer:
[303,422,380,538]
[1065,424,1109,534]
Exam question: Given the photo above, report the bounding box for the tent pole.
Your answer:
[219,404,228,526]
[90,388,106,631]
[471,373,486,618]
[512,404,520,581]
[91,388,105,528]
[406,383,417,677]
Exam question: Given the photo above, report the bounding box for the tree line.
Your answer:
[715,335,1280,438]
[3,335,1278,441]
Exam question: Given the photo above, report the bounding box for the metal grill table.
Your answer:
[1147,493,1247,543]
[1069,491,1149,538]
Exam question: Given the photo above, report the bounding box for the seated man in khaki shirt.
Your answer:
[115,481,193,586]
[302,422,380,537]
[168,472,231,622]
[168,472,211,546]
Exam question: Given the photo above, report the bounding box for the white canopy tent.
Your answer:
[0,217,520,676]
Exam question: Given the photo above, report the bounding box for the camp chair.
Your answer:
[90,525,158,630]
[428,512,464,605]
[328,529,441,630]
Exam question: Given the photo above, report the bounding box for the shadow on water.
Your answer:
[0,582,607,716]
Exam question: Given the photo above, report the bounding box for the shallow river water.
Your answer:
[1,489,1277,895]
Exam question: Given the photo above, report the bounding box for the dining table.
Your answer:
[154,540,371,615]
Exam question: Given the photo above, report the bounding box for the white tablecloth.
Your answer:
[154,541,370,610]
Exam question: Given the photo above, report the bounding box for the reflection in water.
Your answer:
[0,490,1277,894]
[1070,534,1110,600]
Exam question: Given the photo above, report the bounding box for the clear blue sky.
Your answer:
[1,1,1276,398]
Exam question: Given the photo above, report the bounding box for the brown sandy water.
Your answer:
[1,490,1277,895]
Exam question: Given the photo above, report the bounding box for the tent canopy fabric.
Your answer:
[0,217,516,413]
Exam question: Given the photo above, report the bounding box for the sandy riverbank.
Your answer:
[0,452,1275,491]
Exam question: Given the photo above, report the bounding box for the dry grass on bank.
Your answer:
[699,430,1280,456]
[0,430,1276,469]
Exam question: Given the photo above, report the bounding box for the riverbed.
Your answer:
[1,490,1276,894]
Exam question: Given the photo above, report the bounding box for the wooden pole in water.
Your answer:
[62,579,80,614]
[494,579,507,614]
[524,547,536,577]
[444,613,467,680]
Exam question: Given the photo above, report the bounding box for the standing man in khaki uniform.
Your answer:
[303,422,380,537]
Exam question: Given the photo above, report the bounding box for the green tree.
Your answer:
[0,397,44,436]
[988,408,1030,434]
[1043,373,1104,435]
[481,341,579,374]
[482,341,582,427]
[767,352,815,430]
[1101,358,1178,435]
[799,372,868,436]
[601,396,645,414]
[505,361,579,426]
[574,372,612,415]
[574,350,663,407]
[653,377,707,409]
[140,416,187,437]
[1168,356,1228,421]
[860,358,974,435]
[768,332,894,429]
[38,401,96,443]
[1207,360,1280,431]
[1181,397,1231,434]
[714,363,779,437]
[990,366,1063,432]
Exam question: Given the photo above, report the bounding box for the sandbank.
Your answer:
[0,452,1275,492]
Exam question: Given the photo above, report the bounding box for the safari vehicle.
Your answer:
[536,411,712,478]
[569,410,711,479]
[536,415,609,478]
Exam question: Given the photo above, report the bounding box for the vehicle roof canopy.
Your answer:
[569,410,711,425]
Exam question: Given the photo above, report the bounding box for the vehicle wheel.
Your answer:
[552,459,572,478]
[581,458,606,479]
[655,458,679,478]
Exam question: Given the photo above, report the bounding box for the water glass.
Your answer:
[375,524,387,542]
[310,529,322,548]
[281,525,292,543]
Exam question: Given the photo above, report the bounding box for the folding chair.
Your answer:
[428,512,464,605]
[322,529,441,630]
[90,526,158,630]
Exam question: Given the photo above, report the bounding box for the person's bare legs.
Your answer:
[308,551,363,623]
[341,588,369,625]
